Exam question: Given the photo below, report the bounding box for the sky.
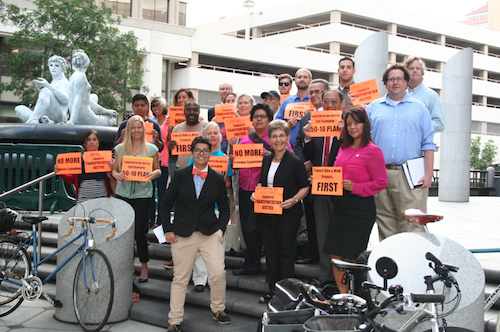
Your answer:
[185,0,488,27]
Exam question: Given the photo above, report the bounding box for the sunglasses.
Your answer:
[279,82,291,87]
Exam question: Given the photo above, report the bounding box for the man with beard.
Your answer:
[275,68,312,144]
[169,100,208,170]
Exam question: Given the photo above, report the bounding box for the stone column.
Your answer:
[329,42,340,55]
[439,48,474,202]
[387,23,397,35]
[354,31,388,96]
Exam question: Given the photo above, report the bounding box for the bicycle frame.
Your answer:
[2,222,91,290]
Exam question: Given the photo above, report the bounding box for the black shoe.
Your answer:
[213,311,231,324]
[194,284,204,292]
[138,278,148,283]
[232,268,258,276]
[296,257,319,264]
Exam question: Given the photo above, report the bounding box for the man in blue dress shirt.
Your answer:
[404,56,445,133]
[275,68,312,144]
[366,64,436,241]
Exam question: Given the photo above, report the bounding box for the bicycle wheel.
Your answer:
[73,248,114,332]
[0,240,30,317]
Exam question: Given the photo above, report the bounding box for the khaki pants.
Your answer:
[168,230,226,325]
[374,169,424,241]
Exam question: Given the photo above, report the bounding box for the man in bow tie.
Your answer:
[161,136,231,331]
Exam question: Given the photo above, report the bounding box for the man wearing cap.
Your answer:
[261,90,280,117]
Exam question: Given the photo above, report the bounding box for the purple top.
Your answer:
[238,132,293,191]
[333,142,388,197]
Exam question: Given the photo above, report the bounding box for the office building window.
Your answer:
[178,1,186,26]
[104,0,131,16]
[143,0,168,23]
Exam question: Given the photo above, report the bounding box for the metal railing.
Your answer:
[197,64,278,78]
[472,102,500,109]
[0,171,56,261]
[431,169,491,189]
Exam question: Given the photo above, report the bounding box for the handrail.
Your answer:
[0,171,56,200]
[0,171,56,262]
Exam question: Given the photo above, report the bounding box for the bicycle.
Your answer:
[0,215,116,332]
[404,208,500,331]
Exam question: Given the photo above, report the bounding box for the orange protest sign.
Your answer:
[310,111,342,137]
[280,94,290,104]
[350,79,380,105]
[254,187,283,215]
[224,116,252,140]
[232,143,263,168]
[171,132,200,155]
[56,152,82,175]
[84,151,112,173]
[311,167,343,196]
[214,104,236,123]
[168,106,186,126]
[284,102,309,120]
[145,122,154,143]
[208,156,229,178]
[121,156,153,182]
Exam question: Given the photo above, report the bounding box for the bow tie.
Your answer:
[192,168,208,179]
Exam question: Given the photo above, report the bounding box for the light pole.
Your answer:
[243,0,254,40]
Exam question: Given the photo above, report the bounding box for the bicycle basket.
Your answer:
[303,315,361,332]
[0,203,18,232]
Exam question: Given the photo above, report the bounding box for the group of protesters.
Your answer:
[56,55,444,332]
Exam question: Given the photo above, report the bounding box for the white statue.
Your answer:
[15,55,69,124]
[65,52,118,126]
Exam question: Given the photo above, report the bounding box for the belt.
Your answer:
[386,164,403,170]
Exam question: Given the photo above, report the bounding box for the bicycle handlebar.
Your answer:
[62,217,116,240]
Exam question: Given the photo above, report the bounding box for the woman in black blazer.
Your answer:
[160,136,231,330]
[251,120,309,303]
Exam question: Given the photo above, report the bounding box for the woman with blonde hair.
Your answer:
[113,115,161,282]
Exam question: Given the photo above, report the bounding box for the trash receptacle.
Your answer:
[54,197,135,323]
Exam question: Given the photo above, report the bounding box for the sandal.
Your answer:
[259,294,272,304]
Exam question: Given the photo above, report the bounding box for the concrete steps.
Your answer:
[17,211,500,331]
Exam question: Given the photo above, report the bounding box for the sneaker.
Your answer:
[166,324,181,331]
[213,311,231,324]
[163,261,174,269]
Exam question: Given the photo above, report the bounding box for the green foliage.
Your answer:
[470,137,498,170]
[0,0,147,112]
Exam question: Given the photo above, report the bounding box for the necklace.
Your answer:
[273,155,283,161]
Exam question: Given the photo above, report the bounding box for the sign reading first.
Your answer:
[56,152,82,175]
[232,143,263,168]
[311,167,343,196]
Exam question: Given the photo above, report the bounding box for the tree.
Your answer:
[0,0,147,113]
[470,137,498,170]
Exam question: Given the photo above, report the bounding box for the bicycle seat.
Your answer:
[403,209,443,225]
[331,258,371,272]
[22,216,48,225]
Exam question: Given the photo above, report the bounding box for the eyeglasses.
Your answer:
[388,77,405,83]
[193,148,211,155]
[152,104,161,108]
[323,99,340,104]
[253,114,268,119]
[264,97,279,102]
[310,90,324,95]
[279,82,291,87]
[270,133,288,140]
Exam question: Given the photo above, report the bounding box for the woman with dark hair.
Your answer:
[171,88,195,107]
[323,106,388,293]
[251,119,309,303]
[55,129,111,203]
[150,96,169,227]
